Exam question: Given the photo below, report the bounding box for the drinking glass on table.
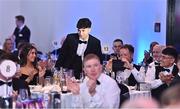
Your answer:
[19,89,28,101]
[79,71,85,83]
[64,69,74,78]
[44,76,51,86]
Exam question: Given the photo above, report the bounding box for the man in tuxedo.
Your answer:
[146,47,178,101]
[145,45,165,82]
[67,54,120,108]
[55,18,102,79]
[106,44,145,86]
[110,39,123,59]
[13,15,31,48]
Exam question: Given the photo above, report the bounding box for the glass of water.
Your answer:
[19,89,28,101]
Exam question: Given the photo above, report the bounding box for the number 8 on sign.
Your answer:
[0,60,16,77]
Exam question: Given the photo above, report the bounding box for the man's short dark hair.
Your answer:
[76,18,91,29]
[121,44,134,54]
[15,15,25,23]
[113,39,123,45]
[162,47,178,60]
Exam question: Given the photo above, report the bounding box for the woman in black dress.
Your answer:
[13,43,45,95]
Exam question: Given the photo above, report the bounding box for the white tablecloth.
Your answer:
[129,90,151,100]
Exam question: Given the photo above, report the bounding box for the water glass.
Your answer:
[79,72,85,83]
[116,71,124,83]
[19,89,28,101]
[44,77,51,86]
[64,69,74,78]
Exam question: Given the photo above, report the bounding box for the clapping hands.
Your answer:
[159,72,174,85]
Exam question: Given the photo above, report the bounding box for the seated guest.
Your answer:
[140,41,159,67]
[18,44,45,85]
[146,47,178,101]
[0,53,14,97]
[106,44,145,86]
[67,54,120,108]
[20,44,45,85]
[2,38,14,54]
[146,45,165,81]
[0,52,18,108]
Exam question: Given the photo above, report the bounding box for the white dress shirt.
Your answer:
[119,63,145,83]
[0,79,13,98]
[145,62,174,89]
[76,38,88,61]
[74,73,120,108]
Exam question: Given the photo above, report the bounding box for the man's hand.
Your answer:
[67,78,80,95]
[122,58,133,70]
[159,72,174,85]
[87,79,96,96]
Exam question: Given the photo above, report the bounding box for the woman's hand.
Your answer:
[38,66,46,78]
[26,69,37,83]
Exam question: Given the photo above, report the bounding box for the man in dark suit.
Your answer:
[13,15,31,48]
[55,18,102,79]
[149,47,178,102]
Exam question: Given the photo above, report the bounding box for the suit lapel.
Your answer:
[74,35,79,53]
[172,65,179,76]
[84,35,92,55]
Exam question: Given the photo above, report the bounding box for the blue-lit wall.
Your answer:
[0,0,167,64]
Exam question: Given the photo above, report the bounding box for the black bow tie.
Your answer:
[155,62,160,66]
[79,40,87,44]
[0,81,12,86]
[162,68,170,72]
[96,80,100,85]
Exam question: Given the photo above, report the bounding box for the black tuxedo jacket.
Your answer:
[13,25,31,47]
[55,33,102,79]
[170,73,180,87]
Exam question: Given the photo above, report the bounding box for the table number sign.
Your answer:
[0,60,16,77]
